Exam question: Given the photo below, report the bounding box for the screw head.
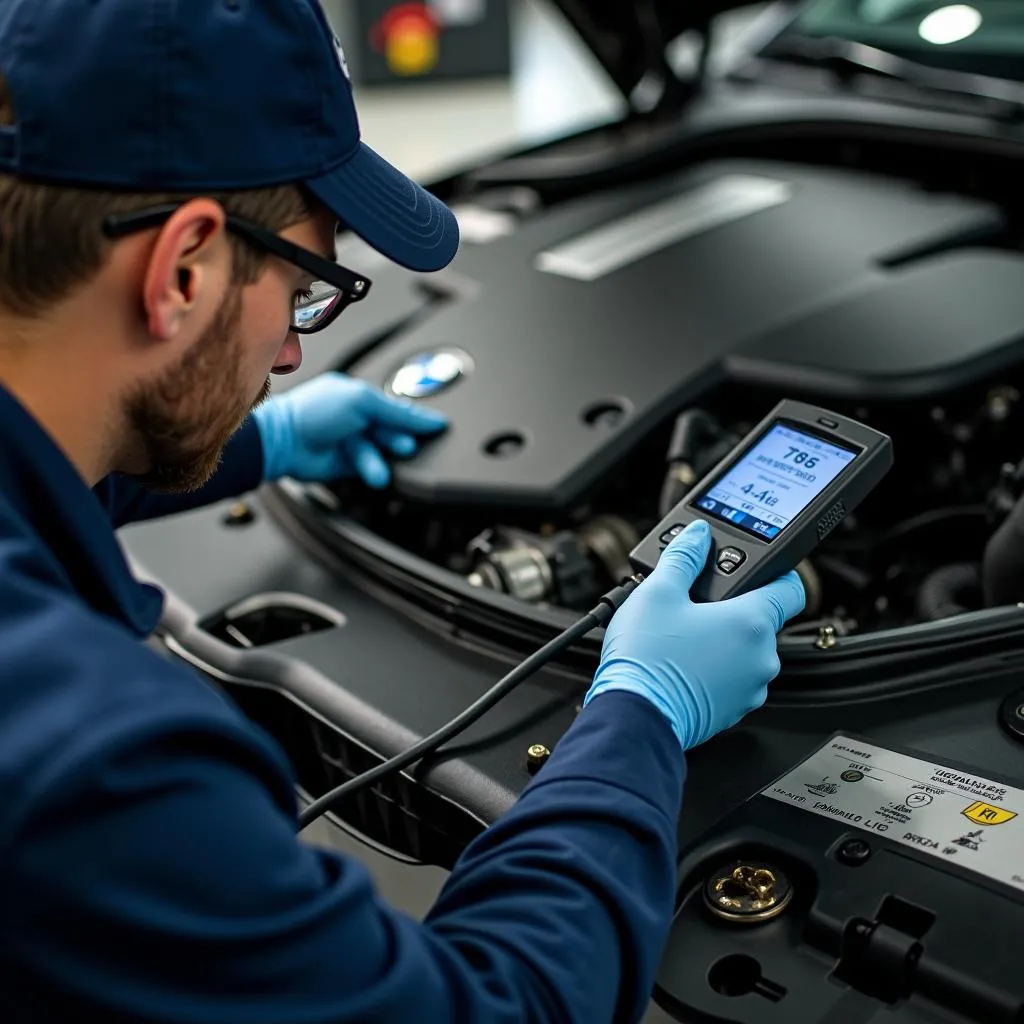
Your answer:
[526,744,551,773]
[222,502,255,527]
[837,838,872,865]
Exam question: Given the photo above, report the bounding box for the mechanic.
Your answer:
[0,2,805,1022]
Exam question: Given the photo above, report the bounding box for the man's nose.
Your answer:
[272,333,303,375]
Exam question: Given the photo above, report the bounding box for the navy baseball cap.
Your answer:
[0,0,459,273]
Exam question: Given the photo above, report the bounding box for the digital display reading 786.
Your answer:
[694,423,858,541]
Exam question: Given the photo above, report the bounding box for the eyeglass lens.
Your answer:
[292,280,345,332]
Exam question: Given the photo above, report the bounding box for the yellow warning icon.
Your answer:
[962,801,1017,826]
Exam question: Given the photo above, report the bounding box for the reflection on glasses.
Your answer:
[293,281,345,332]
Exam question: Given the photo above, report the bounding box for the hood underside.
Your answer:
[545,0,758,98]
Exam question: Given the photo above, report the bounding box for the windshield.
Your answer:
[785,0,1024,82]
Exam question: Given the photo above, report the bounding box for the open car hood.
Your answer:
[546,0,765,100]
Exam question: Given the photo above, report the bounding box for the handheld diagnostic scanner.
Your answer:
[630,400,894,602]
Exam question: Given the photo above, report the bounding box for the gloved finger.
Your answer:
[654,520,712,591]
[753,570,806,633]
[345,436,391,489]
[372,427,418,457]
[746,681,771,715]
[359,387,448,434]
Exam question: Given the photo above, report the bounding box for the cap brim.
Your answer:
[306,143,459,273]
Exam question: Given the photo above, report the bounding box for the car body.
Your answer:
[121,3,1024,1018]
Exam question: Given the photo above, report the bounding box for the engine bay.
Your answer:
[323,152,1024,643]
[334,372,1024,637]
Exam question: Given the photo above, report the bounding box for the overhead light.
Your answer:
[918,4,982,45]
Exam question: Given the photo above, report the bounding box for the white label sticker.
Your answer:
[762,736,1024,891]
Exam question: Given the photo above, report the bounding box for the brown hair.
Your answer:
[0,75,316,317]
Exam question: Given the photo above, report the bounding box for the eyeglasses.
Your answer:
[102,203,372,334]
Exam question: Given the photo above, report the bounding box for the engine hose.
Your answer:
[983,492,1024,607]
[917,563,981,622]
[658,469,693,521]
[659,409,722,517]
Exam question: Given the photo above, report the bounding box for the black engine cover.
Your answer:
[347,159,1023,509]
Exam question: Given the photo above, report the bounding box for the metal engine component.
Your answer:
[466,526,600,606]
[576,515,639,585]
[465,518,641,607]
[467,545,552,603]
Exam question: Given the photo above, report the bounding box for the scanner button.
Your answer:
[717,547,746,572]
[659,523,686,545]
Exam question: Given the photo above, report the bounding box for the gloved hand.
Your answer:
[252,372,448,487]
[584,519,805,750]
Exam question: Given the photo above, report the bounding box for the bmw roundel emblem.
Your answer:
[387,348,472,399]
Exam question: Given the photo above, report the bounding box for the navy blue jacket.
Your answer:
[0,383,686,1023]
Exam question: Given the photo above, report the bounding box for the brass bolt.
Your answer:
[526,743,551,773]
[223,502,255,527]
[816,624,838,650]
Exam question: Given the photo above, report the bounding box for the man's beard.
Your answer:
[125,287,272,493]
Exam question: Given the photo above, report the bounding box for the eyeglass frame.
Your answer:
[102,202,372,334]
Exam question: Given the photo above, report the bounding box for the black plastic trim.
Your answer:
[142,569,494,865]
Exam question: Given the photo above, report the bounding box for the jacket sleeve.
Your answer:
[6,691,685,1024]
[98,417,265,528]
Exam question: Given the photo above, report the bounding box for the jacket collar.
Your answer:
[0,384,164,636]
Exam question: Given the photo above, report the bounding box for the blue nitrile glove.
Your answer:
[584,519,805,750]
[252,372,448,487]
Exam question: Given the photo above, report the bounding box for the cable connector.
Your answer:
[589,574,644,628]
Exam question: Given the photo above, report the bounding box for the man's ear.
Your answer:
[141,198,231,342]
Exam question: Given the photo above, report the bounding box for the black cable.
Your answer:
[296,577,643,831]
